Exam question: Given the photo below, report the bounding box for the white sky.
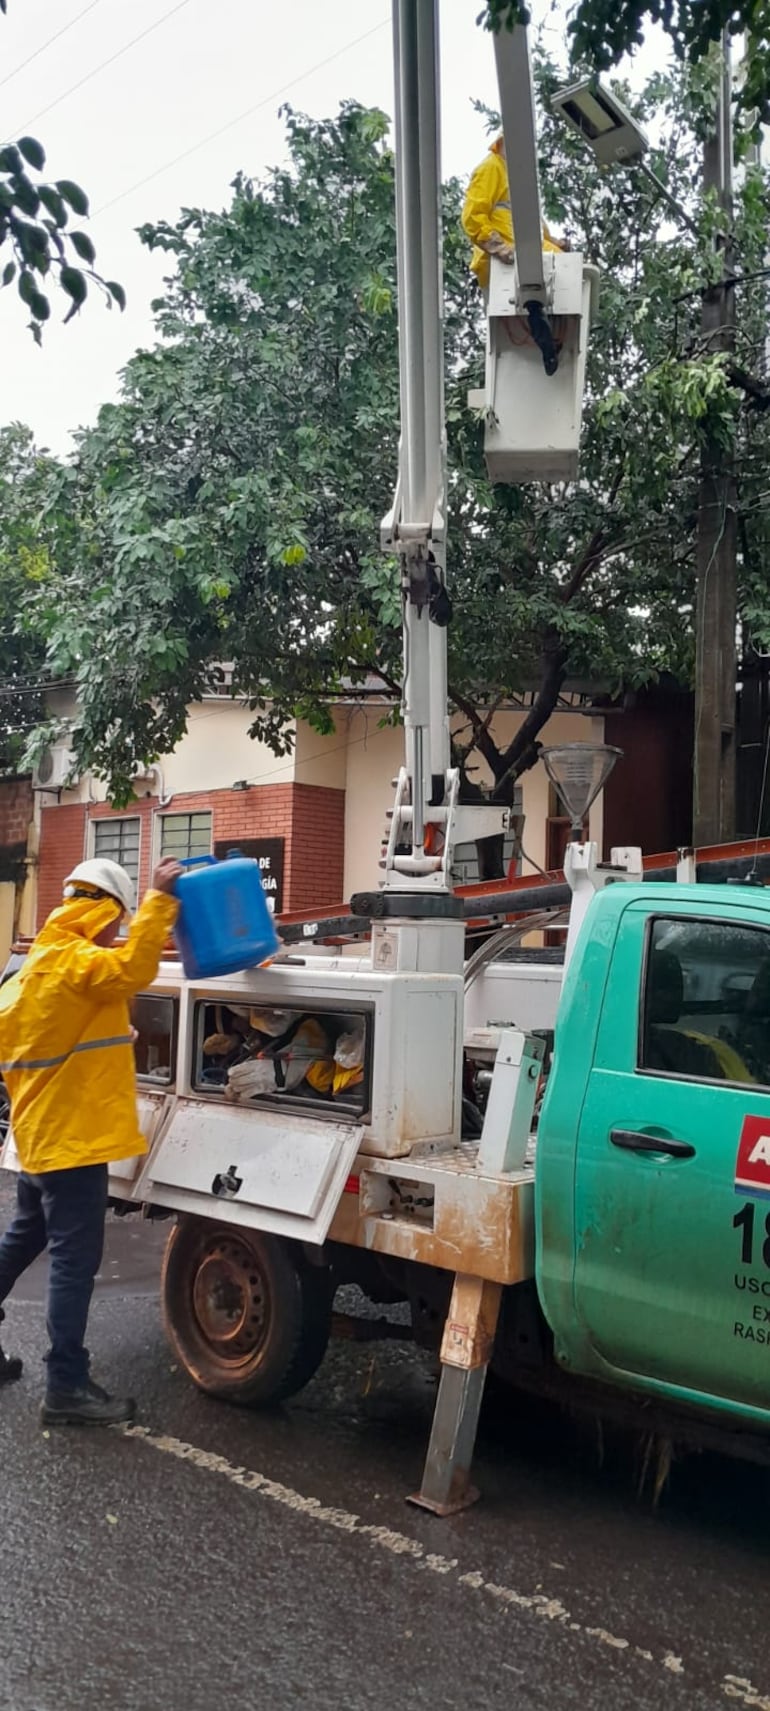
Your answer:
[0,0,658,453]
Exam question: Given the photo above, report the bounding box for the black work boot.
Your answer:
[0,1346,22,1385]
[40,1379,136,1427]
[0,1311,22,1384]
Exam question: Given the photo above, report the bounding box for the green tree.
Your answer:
[14,75,770,833]
[482,1,770,123]
[0,422,62,768]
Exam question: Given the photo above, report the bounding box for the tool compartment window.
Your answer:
[640,917,770,1088]
[132,994,177,1085]
[192,1000,372,1117]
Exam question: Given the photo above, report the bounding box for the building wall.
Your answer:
[34,692,687,931]
[340,705,607,898]
[0,776,34,959]
[36,781,346,928]
[37,801,88,926]
[0,777,34,853]
[603,690,693,855]
[342,714,404,900]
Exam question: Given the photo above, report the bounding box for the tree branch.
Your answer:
[728,363,770,411]
[559,462,625,605]
[447,681,507,778]
[489,625,567,798]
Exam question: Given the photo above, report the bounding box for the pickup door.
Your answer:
[572,895,770,1416]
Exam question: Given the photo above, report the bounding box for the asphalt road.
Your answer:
[1,1175,769,1711]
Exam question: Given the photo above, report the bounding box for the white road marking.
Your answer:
[123,1424,767,1702]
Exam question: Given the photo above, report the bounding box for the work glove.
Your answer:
[483,232,515,263]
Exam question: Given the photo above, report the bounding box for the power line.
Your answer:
[0,0,105,94]
[94,15,390,218]
[11,0,194,137]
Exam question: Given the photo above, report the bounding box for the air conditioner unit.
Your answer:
[132,764,157,784]
[33,743,79,791]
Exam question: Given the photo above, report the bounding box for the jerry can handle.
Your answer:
[176,855,217,869]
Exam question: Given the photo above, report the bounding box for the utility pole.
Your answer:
[693,32,737,844]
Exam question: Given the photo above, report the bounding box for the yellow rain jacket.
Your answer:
[461,138,561,290]
[0,887,178,1174]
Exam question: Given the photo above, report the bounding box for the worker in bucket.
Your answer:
[461,134,565,292]
[0,854,181,1427]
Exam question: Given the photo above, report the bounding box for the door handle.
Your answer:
[610,1129,696,1159]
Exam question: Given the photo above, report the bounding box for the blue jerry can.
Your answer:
[172,851,280,979]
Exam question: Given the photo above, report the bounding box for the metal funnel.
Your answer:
[541,743,622,835]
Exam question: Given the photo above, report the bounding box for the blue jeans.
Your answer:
[0,1165,108,1392]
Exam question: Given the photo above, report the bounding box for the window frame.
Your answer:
[88,813,142,894]
[154,808,213,866]
[191,997,374,1123]
[132,991,179,1089]
[637,912,770,1093]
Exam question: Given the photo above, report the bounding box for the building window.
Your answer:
[92,816,141,893]
[158,811,212,862]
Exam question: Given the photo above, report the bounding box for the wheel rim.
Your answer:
[191,1235,269,1366]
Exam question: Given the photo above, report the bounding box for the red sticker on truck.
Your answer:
[735,1116,770,1200]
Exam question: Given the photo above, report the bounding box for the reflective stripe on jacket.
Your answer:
[461,145,561,289]
[0,888,178,1173]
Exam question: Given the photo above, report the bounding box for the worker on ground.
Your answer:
[0,855,181,1427]
[461,134,565,293]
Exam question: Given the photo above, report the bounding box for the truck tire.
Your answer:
[161,1216,333,1406]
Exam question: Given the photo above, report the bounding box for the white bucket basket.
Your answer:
[469,251,599,485]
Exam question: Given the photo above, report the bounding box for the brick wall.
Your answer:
[289,784,346,911]
[37,782,346,926]
[0,777,33,850]
[37,802,87,926]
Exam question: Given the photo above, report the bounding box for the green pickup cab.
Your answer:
[537,882,770,1428]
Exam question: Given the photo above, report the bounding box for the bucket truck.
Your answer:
[7,3,770,1513]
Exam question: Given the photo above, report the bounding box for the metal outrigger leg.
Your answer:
[409,1273,502,1516]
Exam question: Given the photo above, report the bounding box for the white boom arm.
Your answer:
[380,2,594,899]
[492,21,547,305]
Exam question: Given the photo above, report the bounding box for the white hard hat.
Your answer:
[63,858,135,915]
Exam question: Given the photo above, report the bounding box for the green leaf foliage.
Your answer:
[481,0,770,124]
[0,5,123,339]
[3,74,769,806]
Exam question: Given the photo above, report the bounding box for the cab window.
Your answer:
[640,917,770,1088]
[132,994,177,1085]
[191,1000,371,1118]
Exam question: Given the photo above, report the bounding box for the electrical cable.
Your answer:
[10,0,194,137]
[0,0,105,94]
[94,15,390,218]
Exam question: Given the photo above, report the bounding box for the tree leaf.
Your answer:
[39,185,67,227]
[10,173,40,218]
[59,265,87,307]
[1,259,15,286]
[70,230,96,266]
[17,136,45,172]
[55,180,90,217]
[106,280,126,311]
[17,269,36,306]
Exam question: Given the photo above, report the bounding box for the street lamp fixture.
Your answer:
[551,79,649,165]
[541,742,622,840]
[551,77,699,235]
